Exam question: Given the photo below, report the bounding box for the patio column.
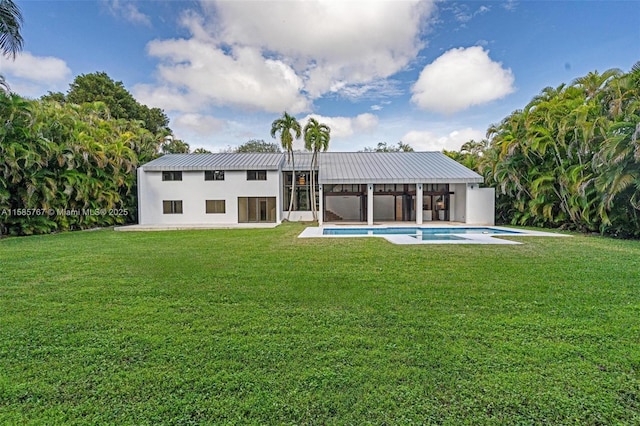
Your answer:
[318,184,323,226]
[367,183,374,225]
[416,183,423,225]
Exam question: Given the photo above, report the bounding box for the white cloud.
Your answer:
[0,51,71,82]
[411,46,515,114]
[301,113,379,139]
[141,38,309,113]
[335,79,404,101]
[138,0,436,114]
[208,0,433,97]
[450,3,489,24]
[104,0,151,26]
[173,113,226,136]
[0,52,71,97]
[353,113,379,133]
[133,84,206,113]
[283,113,378,151]
[401,127,485,151]
[504,0,518,11]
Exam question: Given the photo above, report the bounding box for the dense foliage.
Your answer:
[362,141,414,152]
[0,93,162,235]
[454,64,640,238]
[233,139,282,153]
[43,72,171,135]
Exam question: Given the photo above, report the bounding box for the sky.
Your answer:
[1,0,639,153]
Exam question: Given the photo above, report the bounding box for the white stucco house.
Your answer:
[136,151,495,226]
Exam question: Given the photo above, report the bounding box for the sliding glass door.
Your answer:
[238,197,276,223]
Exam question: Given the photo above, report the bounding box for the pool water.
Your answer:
[412,234,467,241]
[322,227,521,236]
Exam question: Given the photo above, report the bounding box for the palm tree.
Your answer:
[0,0,22,58]
[271,112,301,220]
[572,68,621,100]
[303,118,330,221]
[0,0,24,93]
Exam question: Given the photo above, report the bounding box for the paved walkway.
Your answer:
[115,223,279,231]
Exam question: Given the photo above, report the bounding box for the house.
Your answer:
[136,151,495,226]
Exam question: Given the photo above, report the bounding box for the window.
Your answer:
[282,171,318,211]
[324,184,365,193]
[162,171,182,181]
[424,184,449,193]
[205,200,226,214]
[373,184,416,193]
[162,200,183,214]
[247,170,267,181]
[204,170,224,181]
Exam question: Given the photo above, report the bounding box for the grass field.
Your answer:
[1,223,639,424]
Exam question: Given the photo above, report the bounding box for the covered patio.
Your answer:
[316,152,493,226]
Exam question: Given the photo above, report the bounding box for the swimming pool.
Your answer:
[322,227,522,236]
[297,225,562,245]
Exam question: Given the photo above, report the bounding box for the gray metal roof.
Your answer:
[281,152,316,171]
[140,151,483,183]
[141,153,284,171]
[317,152,483,184]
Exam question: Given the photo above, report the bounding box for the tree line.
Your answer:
[0,73,185,236]
[448,63,640,238]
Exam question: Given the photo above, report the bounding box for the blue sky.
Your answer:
[2,0,639,152]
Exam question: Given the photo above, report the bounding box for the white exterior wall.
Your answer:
[451,183,467,223]
[325,196,361,221]
[373,195,395,221]
[416,184,423,225]
[284,211,315,221]
[465,185,495,225]
[138,169,280,225]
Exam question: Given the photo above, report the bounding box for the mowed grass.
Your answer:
[1,224,639,425]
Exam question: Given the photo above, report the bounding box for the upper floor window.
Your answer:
[162,171,182,181]
[205,170,225,181]
[247,170,267,181]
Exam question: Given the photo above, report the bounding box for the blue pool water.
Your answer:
[322,227,521,236]
[412,234,467,241]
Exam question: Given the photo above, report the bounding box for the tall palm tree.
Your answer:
[271,112,301,220]
[0,0,24,93]
[303,118,330,221]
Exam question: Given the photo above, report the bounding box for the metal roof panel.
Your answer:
[140,151,483,184]
[317,152,483,184]
[141,153,284,171]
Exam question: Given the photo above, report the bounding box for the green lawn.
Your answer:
[1,224,639,425]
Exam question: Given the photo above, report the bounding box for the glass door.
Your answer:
[238,197,276,223]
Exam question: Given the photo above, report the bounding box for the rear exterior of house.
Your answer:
[137,151,495,226]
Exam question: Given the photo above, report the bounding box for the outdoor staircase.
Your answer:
[324,209,343,222]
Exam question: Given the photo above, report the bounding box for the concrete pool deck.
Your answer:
[299,224,569,245]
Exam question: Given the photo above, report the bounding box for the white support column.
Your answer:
[367,183,374,225]
[276,195,281,224]
[318,184,323,226]
[137,168,143,225]
[416,183,423,225]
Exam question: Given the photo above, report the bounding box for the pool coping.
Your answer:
[298,225,569,245]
